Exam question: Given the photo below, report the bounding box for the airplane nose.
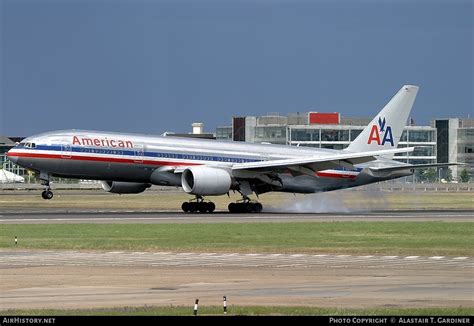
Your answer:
[6,150,18,163]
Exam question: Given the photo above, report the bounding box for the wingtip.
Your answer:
[402,85,419,92]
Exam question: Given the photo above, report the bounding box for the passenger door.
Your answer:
[61,143,72,159]
[134,144,144,163]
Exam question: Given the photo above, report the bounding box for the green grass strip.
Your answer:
[1,222,472,255]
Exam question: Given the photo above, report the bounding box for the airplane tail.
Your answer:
[346,85,419,159]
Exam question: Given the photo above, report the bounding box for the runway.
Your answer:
[1,209,472,311]
[1,249,472,310]
[0,209,472,223]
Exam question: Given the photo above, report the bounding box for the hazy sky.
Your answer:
[1,0,472,136]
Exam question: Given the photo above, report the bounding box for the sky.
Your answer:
[1,0,472,136]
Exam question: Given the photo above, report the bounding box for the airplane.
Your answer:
[6,85,459,213]
[0,169,25,183]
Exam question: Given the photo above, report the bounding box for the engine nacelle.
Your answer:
[181,166,232,196]
[150,169,182,186]
[101,181,151,194]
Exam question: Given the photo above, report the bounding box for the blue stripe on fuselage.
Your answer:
[32,145,261,164]
[22,144,363,172]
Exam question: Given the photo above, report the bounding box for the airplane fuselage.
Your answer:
[7,129,407,195]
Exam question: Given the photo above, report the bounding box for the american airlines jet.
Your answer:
[7,85,457,213]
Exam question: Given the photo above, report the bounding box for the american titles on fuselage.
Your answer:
[72,136,134,149]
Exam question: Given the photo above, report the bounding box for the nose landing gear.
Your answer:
[40,172,53,200]
[41,189,54,200]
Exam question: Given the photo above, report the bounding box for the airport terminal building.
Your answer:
[435,118,474,179]
[217,113,473,180]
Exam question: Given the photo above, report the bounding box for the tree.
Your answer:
[417,168,437,183]
[414,168,425,182]
[445,168,453,182]
[460,168,470,183]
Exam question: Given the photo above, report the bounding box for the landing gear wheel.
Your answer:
[199,203,208,213]
[40,173,53,200]
[207,202,216,213]
[254,202,263,213]
[181,202,190,212]
[228,201,263,213]
[41,190,53,200]
[188,202,198,213]
[181,196,216,213]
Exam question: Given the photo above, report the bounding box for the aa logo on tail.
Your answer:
[367,117,394,146]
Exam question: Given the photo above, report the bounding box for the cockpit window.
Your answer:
[23,142,36,148]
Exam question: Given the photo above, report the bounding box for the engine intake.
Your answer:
[101,181,151,194]
[181,166,232,196]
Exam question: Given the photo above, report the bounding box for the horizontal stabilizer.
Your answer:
[369,162,464,173]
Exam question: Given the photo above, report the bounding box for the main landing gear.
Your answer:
[228,197,263,213]
[40,172,53,200]
[181,196,216,213]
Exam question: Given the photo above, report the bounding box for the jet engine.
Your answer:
[181,166,232,195]
[101,181,151,194]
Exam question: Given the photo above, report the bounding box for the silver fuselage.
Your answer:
[7,130,411,194]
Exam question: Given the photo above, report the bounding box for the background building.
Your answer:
[435,118,474,179]
[216,112,438,166]
[163,123,216,140]
[1,136,27,179]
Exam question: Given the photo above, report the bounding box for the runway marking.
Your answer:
[1,251,472,269]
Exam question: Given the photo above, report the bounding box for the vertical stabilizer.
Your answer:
[347,85,419,159]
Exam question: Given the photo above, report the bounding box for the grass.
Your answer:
[2,306,473,316]
[0,190,472,211]
[1,222,472,255]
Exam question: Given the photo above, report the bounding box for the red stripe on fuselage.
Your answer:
[9,152,360,178]
[7,151,201,166]
[316,171,357,179]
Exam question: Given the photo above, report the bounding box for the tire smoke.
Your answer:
[264,190,391,213]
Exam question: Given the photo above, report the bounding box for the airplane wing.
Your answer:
[231,147,415,175]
